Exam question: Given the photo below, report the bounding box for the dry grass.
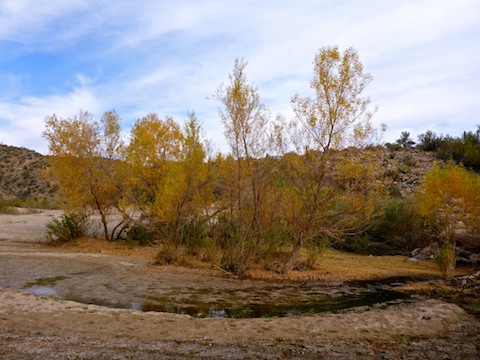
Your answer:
[250,249,450,281]
[60,237,159,261]
[57,238,473,282]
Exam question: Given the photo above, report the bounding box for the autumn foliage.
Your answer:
[416,162,480,278]
[47,46,480,275]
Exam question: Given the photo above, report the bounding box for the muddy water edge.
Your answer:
[0,239,429,318]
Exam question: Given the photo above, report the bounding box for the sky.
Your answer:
[0,0,479,154]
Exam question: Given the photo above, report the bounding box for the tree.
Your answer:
[281,45,382,272]
[43,110,126,241]
[417,130,444,151]
[125,113,182,216]
[213,59,272,273]
[153,112,214,245]
[416,162,480,279]
[396,131,415,148]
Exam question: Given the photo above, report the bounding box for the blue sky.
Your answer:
[1,0,479,154]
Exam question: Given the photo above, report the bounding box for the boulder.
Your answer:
[410,244,438,260]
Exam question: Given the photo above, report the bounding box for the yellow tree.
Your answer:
[125,113,182,221]
[416,162,480,279]
[43,110,125,241]
[280,45,381,272]
[213,59,272,273]
[154,112,214,245]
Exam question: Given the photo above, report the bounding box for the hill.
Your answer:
[0,143,441,209]
[0,144,58,207]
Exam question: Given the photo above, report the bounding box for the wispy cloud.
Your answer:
[0,0,479,152]
[0,84,101,152]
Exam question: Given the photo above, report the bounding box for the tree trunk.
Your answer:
[282,236,303,274]
[100,211,110,242]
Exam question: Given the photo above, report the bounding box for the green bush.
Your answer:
[385,143,401,151]
[370,197,435,251]
[430,126,480,172]
[126,219,169,246]
[45,213,88,244]
[397,163,411,174]
[182,218,207,254]
[220,238,257,276]
[436,242,456,280]
[417,130,445,151]
[127,224,156,245]
[403,154,416,167]
[340,197,438,255]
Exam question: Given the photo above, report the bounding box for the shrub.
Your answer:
[305,237,328,269]
[126,219,168,246]
[403,154,416,167]
[417,130,444,151]
[198,236,217,262]
[397,163,411,174]
[182,218,208,255]
[155,245,183,265]
[395,131,415,148]
[220,238,257,277]
[385,142,401,151]
[436,242,456,280]
[127,224,157,246]
[341,197,438,255]
[45,213,88,244]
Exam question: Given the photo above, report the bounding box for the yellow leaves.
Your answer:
[292,46,376,155]
[128,113,181,167]
[416,162,480,234]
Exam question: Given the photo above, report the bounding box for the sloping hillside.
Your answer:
[0,144,58,206]
[0,143,440,209]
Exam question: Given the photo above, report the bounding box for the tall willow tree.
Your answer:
[43,110,125,241]
[154,112,214,245]
[280,46,383,272]
[214,59,272,272]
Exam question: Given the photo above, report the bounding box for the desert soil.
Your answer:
[0,210,479,359]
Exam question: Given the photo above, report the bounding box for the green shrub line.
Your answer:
[0,197,60,214]
[45,213,89,244]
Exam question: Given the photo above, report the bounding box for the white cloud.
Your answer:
[0,84,101,153]
[0,0,91,43]
[0,0,479,152]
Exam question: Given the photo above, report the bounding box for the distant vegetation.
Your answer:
[386,126,480,172]
[417,126,480,172]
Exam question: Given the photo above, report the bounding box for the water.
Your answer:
[18,276,413,318]
[24,285,58,297]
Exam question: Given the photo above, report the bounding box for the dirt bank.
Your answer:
[0,211,479,359]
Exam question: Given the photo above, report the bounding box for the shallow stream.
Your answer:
[0,242,421,319]
[15,272,414,318]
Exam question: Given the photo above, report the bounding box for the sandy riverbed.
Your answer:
[0,210,479,359]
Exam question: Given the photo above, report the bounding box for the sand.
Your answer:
[0,210,479,359]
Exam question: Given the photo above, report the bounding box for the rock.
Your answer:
[456,250,480,266]
[451,271,480,296]
[411,244,438,260]
[469,253,480,264]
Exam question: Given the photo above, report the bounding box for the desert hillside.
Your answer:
[0,144,58,206]
[0,143,440,206]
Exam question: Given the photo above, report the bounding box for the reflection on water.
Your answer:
[16,276,415,318]
[23,285,58,297]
